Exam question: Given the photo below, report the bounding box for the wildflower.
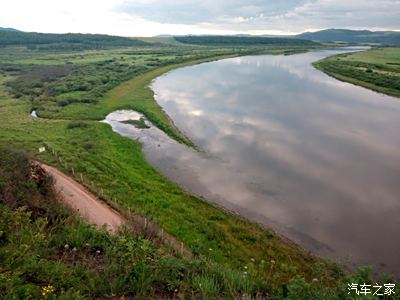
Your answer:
[209,248,212,251]
[41,285,55,298]
[270,259,275,265]
[85,243,90,247]
[64,244,69,250]
[251,258,255,262]
[244,271,247,275]
[96,250,101,254]
[72,247,77,252]
[312,278,319,283]
[244,266,248,269]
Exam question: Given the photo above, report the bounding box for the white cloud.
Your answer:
[0,0,239,36]
[116,0,307,24]
[276,0,400,31]
[191,0,400,33]
[0,0,398,36]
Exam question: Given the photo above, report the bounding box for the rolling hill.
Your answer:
[174,35,320,47]
[0,30,150,49]
[0,27,20,32]
[296,29,400,45]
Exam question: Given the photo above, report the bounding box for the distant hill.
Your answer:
[0,27,20,32]
[0,31,150,49]
[296,29,400,45]
[155,34,176,38]
[174,35,320,47]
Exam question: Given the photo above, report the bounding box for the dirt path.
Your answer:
[41,164,124,233]
[39,163,192,257]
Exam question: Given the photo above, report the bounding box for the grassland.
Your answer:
[3,148,394,299]
[0,148,291,299]
[0,41,397,298]
[314,47,400,97]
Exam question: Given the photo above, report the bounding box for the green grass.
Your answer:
[122,118,150,129]
[0,148,271,299]
[3,46,264,146]
[314,47,400,97]
[41,54,243,146]
[135,36,187,46]
[30,47,314,146]
[1,148,397,299]
[2,44,396,297]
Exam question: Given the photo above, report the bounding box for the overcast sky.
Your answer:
[1,0,399,36]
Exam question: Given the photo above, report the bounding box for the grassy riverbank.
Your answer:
[3,148,395,299]
[0,148,303,299]
[30,47,314,146]
[314,47,400,97]
[42,53,245,146]
[1,43,396,297]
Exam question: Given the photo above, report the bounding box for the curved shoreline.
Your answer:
[313,61,400,98]
[100,48,355,270]
[104,109,345,278]
[136,47,400,279]
[313,48,400,98]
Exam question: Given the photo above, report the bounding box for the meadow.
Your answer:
[314,47,400,97]
[1,38,398,298]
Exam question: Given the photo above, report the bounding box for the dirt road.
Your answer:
[41,164,124,232]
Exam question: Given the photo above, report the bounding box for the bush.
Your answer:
[0,147,54,212]
[66,122,88,130]
[57,99,69,107]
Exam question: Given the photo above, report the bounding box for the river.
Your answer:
[104,48,400,277]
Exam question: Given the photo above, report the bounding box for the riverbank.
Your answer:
[39,47,315,146]
[314,47,400,97]
[145,49,400,278]
[1,148,290,298]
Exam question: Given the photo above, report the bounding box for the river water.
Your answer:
[104,48,400,277]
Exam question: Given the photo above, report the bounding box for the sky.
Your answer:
[0,0,399,36]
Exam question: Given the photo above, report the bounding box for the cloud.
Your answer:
[117,0,400,33]
[0,0,398,36]
[277,0,400,30]
[116,0,307,24]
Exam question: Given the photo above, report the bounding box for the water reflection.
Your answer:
[107,48,400,277]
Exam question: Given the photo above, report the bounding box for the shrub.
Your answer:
[66,122,88,130]
[56,99,69,107]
